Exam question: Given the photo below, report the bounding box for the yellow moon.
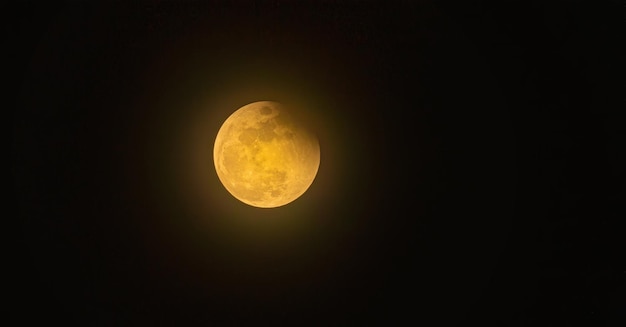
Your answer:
[213,101,320,208]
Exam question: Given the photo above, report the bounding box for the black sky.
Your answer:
[10,1,624,326]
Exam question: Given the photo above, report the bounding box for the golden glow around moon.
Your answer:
[213,101,320,208]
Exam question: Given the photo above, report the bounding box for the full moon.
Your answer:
[213,101,320,208]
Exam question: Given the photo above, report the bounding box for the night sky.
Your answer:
[11,1,624,326]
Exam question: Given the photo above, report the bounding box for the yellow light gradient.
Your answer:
[213,101,320,208]
[172,69,357,249]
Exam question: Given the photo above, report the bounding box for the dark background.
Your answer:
[10,0,624,326]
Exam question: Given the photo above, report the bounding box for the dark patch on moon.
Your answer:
[258,120,278,142]
[238,129,257,145]
[273,112,298,132]
[269,169,286,183]
[260,106,272,115]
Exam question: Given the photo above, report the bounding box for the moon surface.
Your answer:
[213,101,320,208]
